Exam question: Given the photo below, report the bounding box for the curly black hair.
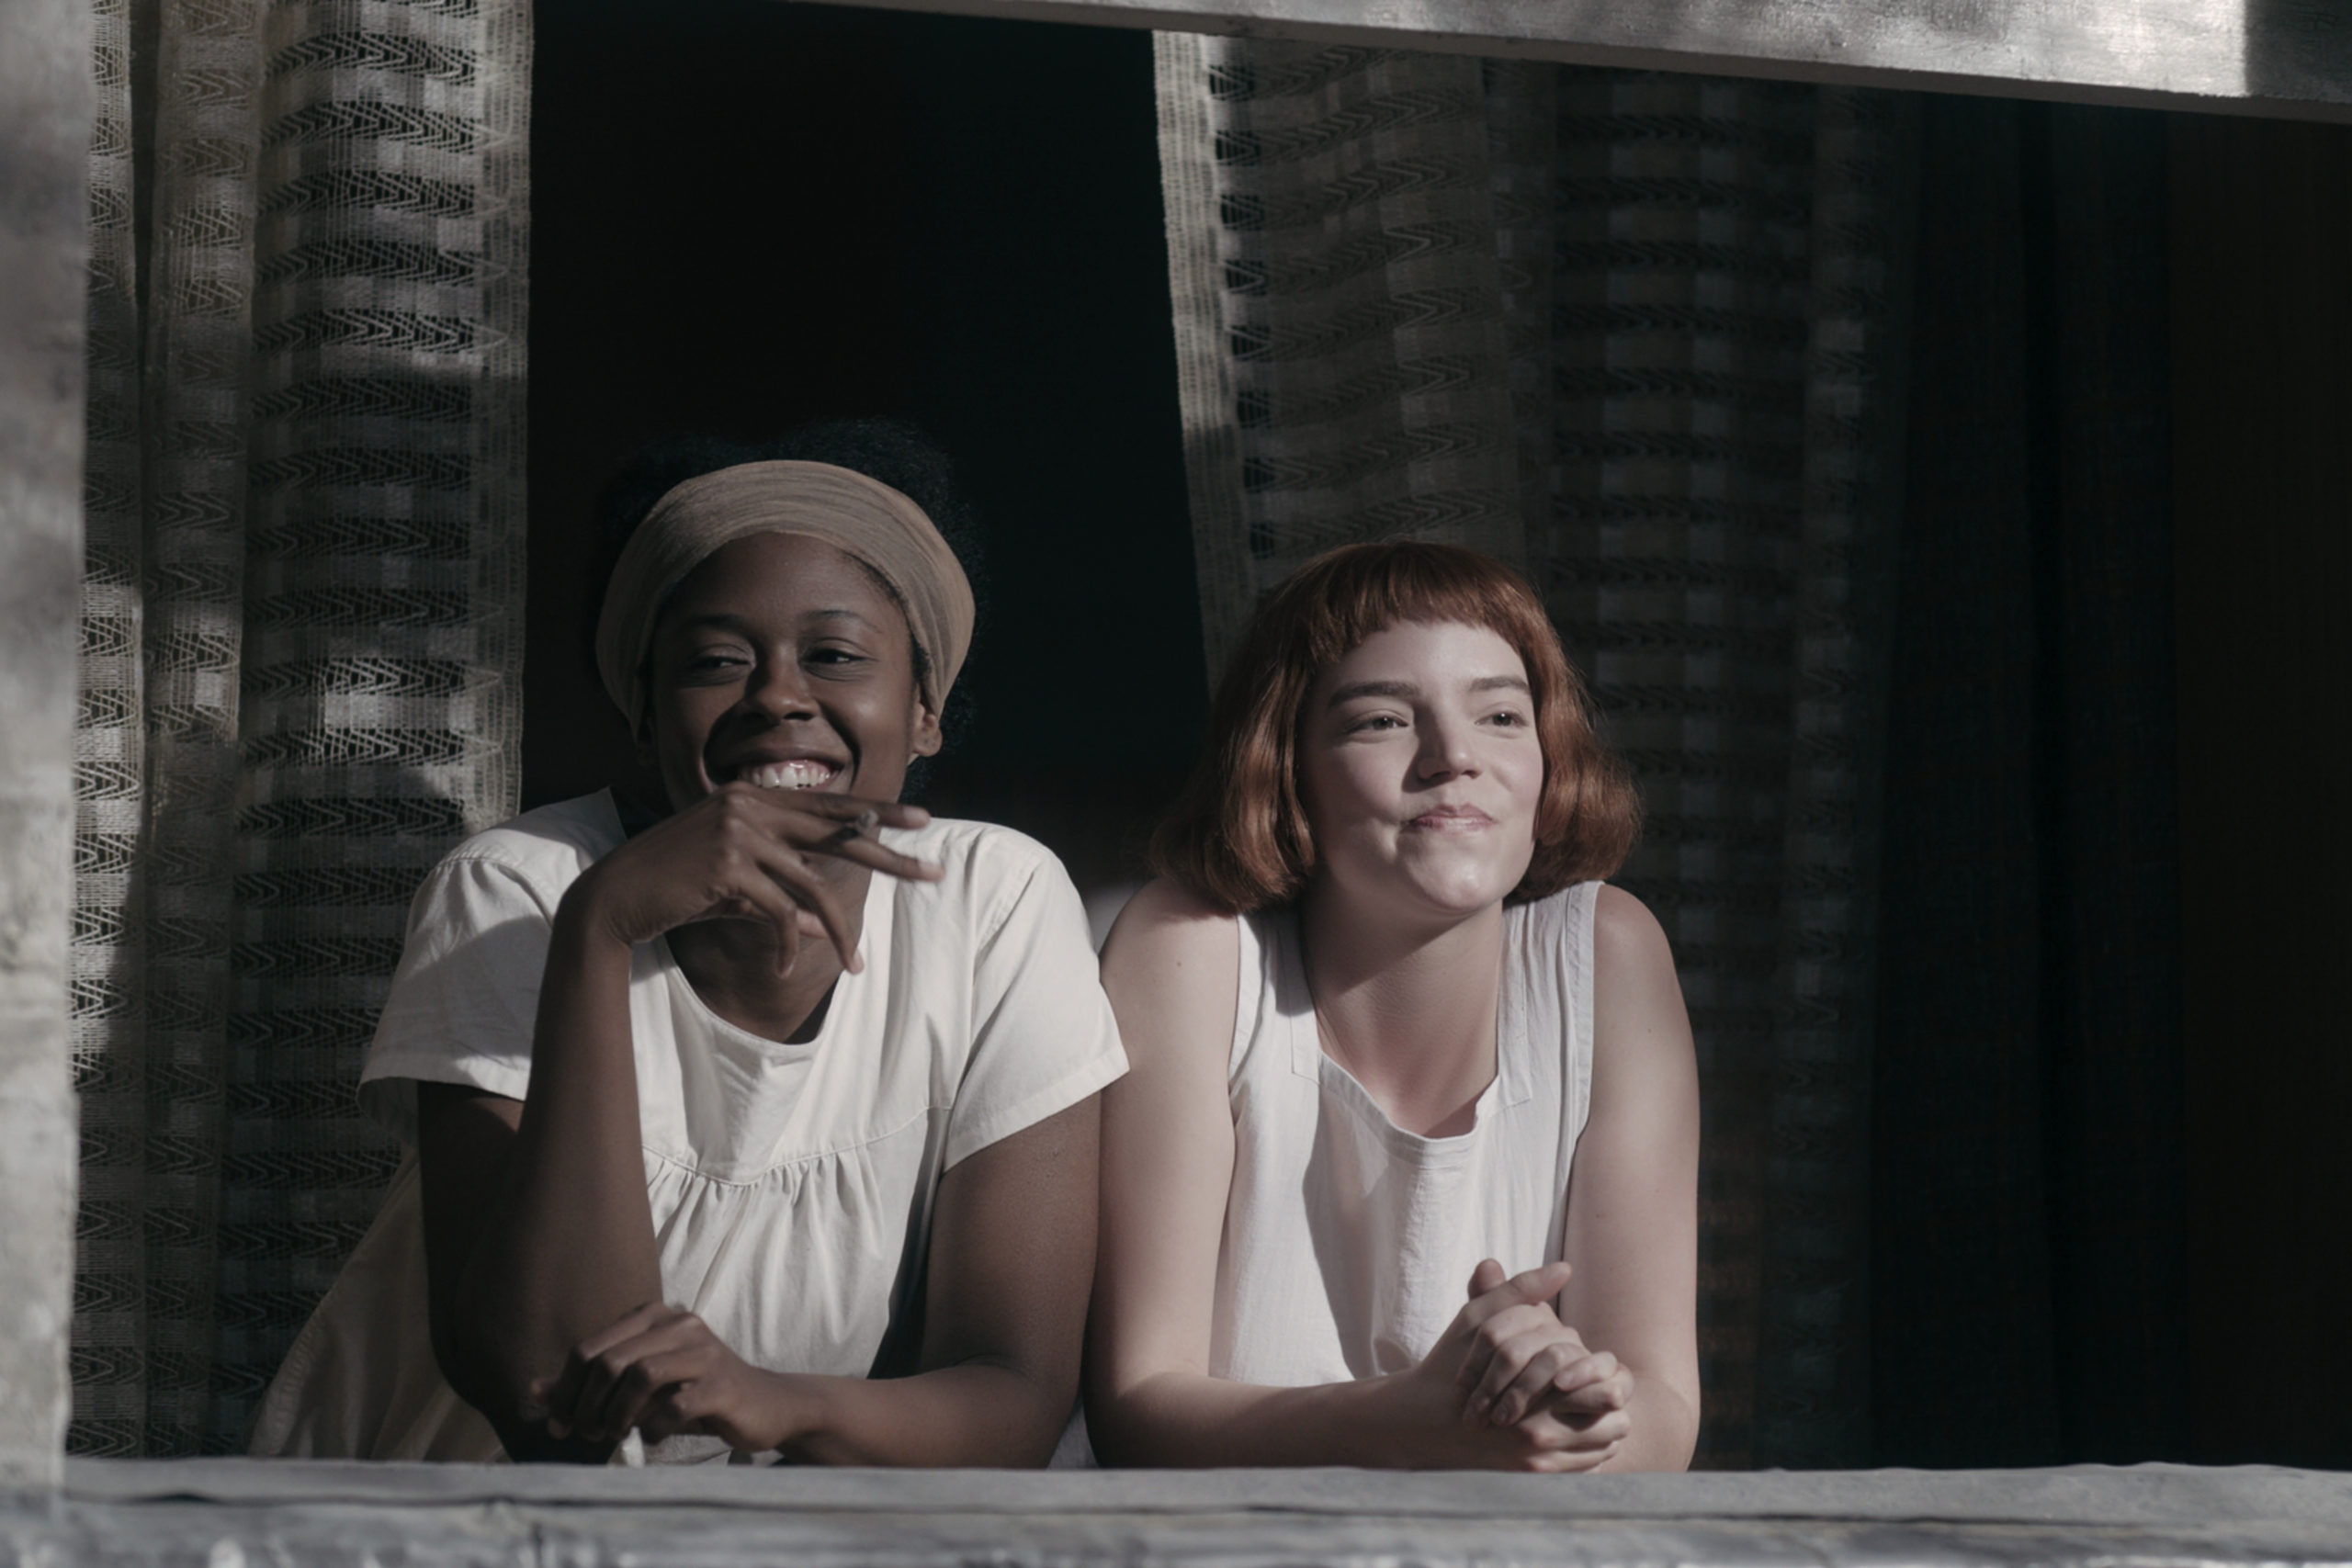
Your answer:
[582,420,989,788]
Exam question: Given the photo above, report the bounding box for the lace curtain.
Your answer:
[1157,37,1917,1468]
[74,0,528,1454]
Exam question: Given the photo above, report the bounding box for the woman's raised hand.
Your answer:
[527,1302,810,1455]
[569,782,943,976]
[1442,1258,1632,1469]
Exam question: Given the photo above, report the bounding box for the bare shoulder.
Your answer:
[1589,885,1694,1075]
[1102,876,1238,970]
[1591,884,1676,980]
[1098,878,1241,1068]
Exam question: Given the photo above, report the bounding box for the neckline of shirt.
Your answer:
[1273,903,1533,1160]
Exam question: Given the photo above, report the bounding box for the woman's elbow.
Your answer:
[1629,1381,1700,1472]
[1079,1360,1183,1469]
[429,1295,533,1434]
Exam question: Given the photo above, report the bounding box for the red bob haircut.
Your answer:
[1150,541,1640,912]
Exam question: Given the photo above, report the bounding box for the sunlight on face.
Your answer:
[1297,620,1544,921]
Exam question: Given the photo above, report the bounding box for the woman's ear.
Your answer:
[910,699,944,762]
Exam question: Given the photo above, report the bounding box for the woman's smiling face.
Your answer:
[642,531,941,814]
[1297,619,1544,920]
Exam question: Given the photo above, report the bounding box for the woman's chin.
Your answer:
[1380,865,1519,921]
[1423,886,1510,919]
[1316,840,1531,923]
[1396,848,1529,914]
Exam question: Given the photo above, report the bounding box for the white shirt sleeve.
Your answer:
[941,843,1129,1170]
[357,853,555,1145]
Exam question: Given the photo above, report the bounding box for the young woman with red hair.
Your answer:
[1086,542,1701,1470]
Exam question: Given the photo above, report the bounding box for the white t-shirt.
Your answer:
[248,791,1127,1462]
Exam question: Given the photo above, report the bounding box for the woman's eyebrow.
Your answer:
[1326,678,1419,707]
[1326,673,1530,707]
[671,611,757,636]
[671,607,876,634]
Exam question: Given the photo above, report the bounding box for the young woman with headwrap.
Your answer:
[1083,543,1700,1472]
[250,427,1125,1465]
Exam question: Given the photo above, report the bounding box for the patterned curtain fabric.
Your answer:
[1155,39,1528,675]
[74,0,528,1454]
[1156,38,1917,1468]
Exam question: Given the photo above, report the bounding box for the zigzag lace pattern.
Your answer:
[71,0,528,1455]
[1156,35,1526,679]
[1157,41,1916,1469]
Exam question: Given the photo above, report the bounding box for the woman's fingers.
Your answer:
[1516,1402,1632,1455]
[633,1354,802,1454]
[1444,1261,1574,1404]
[569,1313,728,1444]
[1549,1358,1634,1418]
[1550,1351,1628,1407]
[1461,1321,1547,1417]
[729,800,941,974]
[1524,1434,1623,1473]
[745,785,930,834]
[537,1303,675,1438]
[1454,1303,1580,1419]
[710,857,808,977]
[796,820,945,885]
[632,1379,695,1446]
[745,846,864,975]
[1498,1260,1574,1308]
[1480,1337,1586,1427]
[558,1326,680,1443]
[1476,1262,1572,1325]
[1577,1408,1633,1449]
[1453,1261,1573,1340]
[581,785,944,957]
[585,1343,707,1446]
[1435,1261,1581,1433]
[1452,1300,1542,1393]
[745,788,944,882]
[580,1326,705,1443]
[535,1307,665,1432]
[635,1368,740,1448]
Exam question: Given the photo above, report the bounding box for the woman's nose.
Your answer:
[1416,717,1480,780]
[743,658,817,717]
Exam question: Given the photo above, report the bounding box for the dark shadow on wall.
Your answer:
[2241,0,2352,107]
[525,0,1204,889]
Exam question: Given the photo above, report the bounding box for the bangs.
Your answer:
[1151,541,1641,913]
[1289,547,1559,682]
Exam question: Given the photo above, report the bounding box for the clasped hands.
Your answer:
[1424,1258,1633,1471]
[524,1270,1634,1468]
[525,1303,801,1457]
[524,1263,1634,1467]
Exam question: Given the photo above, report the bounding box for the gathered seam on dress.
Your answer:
[638,1102,938,1186]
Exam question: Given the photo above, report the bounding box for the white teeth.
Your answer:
[748,760,836,790]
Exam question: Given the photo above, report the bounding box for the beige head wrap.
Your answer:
[594,460,975,730]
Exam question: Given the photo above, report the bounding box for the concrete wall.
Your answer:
[0,0,90,1497]
[820,0,2352,122]
[13,1460,2352,1562]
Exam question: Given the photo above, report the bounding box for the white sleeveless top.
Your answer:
[1209,882,1600,1386]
